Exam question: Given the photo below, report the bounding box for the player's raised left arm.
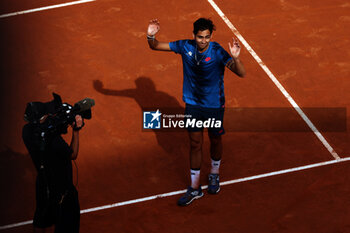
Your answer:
[227,37,246,77]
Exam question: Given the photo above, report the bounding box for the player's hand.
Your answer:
[147,19,160,36]
[228,37,241,59]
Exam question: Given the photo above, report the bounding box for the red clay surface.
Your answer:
[0,0,349,232]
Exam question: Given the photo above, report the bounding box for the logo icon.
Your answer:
[188,51,192,56]
[143,109,162,129]
[205,57,211,62]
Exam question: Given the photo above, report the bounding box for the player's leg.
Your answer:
[177,105,204,206]
[207,132,223,194]
[209,132,222,174]
[207,107,225,194]
[177,131,204,206]
[189,131,203,189]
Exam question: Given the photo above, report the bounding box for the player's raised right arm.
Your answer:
[147,19,171,51]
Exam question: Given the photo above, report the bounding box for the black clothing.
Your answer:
[22,123,80,232]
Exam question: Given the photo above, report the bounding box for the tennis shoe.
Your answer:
[208,173,220,194]
[177,186,204,206]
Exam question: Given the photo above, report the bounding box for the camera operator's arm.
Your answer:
[70,115,83,160]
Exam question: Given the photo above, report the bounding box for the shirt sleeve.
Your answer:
[217,45,232,66]
[169,40,187,54]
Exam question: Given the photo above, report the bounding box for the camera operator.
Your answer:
[22,101,83,233]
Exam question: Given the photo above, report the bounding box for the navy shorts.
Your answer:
[185,104,225,136]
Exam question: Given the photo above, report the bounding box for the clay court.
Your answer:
[1,0,350,232]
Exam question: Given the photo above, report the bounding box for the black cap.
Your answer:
[24,93,63,123]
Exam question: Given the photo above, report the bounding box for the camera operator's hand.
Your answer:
[72,115,84,131]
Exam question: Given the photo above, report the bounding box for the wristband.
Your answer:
[147,34,155,40]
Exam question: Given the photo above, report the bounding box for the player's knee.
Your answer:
[190,137,203,151]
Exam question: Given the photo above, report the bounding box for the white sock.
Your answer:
[210,159,221,174]
[190,169,201,189]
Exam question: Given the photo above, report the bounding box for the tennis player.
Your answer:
[147,18,245,206]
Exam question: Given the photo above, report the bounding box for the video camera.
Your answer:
[24,93,95,139]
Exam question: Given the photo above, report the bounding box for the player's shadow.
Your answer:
[93,77,188,158]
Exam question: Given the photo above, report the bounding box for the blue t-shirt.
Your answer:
[169,39,232,108]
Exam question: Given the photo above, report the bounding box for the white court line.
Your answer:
[1,156,349,230]
[0,0,96,19]
[207,0,340,160]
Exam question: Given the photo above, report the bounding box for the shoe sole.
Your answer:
[178,192,204,206]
